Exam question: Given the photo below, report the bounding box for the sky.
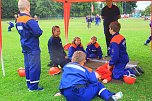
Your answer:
[136,1,151,10]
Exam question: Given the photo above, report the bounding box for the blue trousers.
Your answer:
[61,82,114,101]
[24,51,41,90]
[8,26,14,31]
[88,54,97,58]
[112,63,135,80]
[145,36,151,44]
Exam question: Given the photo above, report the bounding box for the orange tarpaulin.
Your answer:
[55,0,151,2]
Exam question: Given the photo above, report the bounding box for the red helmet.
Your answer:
[123,73,136,84]
[49,67,61,75]
[18,68,26,77]
[64,43,71,51]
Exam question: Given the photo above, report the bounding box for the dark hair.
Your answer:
[91,36,97,41]
[72,37,81,45]
[52,26,60,35]
[109,21,121,32]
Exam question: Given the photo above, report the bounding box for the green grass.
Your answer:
[0,18,152,101]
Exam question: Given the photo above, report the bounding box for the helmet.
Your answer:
[64,43,71,51]
[123,71,136,84]
[18,68,26,77]
[49,67,61,75]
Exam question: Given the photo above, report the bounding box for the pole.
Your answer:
[0,0,5,76]
[150,1,152,51]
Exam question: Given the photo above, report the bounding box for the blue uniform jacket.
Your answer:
[109,33,129,66]
[59,62,97,89]
[48,36,66,60]
[16,13,42,53]
[68,44,85,60]
[95,16,100,23]
[86,42,103,59]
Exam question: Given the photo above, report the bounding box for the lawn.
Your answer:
[0,18,152,101]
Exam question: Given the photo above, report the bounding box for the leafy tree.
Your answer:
[2,0,18,18]
[141,4,151,16]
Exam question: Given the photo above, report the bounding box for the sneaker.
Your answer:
[28,87,44,92]
[131,67,141,76]
[47,61,53,67]
[104,55,110,58]
[54,92,62,96]
[137,67,144,74]
[144,43,147,46]
[112,92,123,101]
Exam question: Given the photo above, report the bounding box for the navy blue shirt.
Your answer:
[101,5,120,27]
[48,36,66,60]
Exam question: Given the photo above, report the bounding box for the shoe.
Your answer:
[137,67,144,74]
[144,43,147,45]
[104,55,110,57]
[112,92,123,101]
[47,61,53,67]
[131,67,141,76]
[28,87,44,92]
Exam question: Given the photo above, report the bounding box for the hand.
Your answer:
[95,72,101,80]
[102,79,108,84]
[65,56,68,59]
[107,64,112,71]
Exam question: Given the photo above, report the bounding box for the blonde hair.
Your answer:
[72,51,86,63]
[18,0,30,12]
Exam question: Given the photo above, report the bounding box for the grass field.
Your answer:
[0,18,152,101]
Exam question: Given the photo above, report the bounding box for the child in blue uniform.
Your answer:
[86,36,103,59]
[144,22,152,45]
[16,0,43,91]
[60,51,123,101]
[48,26,70,68]
[8,22,14,31]
[95,14,101,26]
[68,37,85,60]
[108,21,136,80]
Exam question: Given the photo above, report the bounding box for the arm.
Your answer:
[116,6,121,19]
[109,43,119,66]
[85,70,98,83]
[97,46,103,59]
[86,46,90,58]
[27,19,42,37]
[68,47,75,60]
[101,8,105,20]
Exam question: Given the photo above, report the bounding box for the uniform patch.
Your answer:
[17,26,23,30]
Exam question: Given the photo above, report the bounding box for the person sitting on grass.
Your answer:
[86,36,103,59]
[144,22,152,45]
[107,21,144,80]
[59,51,123,101]
[68,37,85,60]
[48,26,70,68]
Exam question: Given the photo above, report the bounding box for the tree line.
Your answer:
[2,0,138,19]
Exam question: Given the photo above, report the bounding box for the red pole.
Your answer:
[64,1,71,44]
[150,1,152,51]
[0,0,2,54]
[0,0,5,76]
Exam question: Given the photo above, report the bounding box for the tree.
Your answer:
[34,0,63,18]
[141,5,151,16]
[2,0,18,18]
[116,2,137,14]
